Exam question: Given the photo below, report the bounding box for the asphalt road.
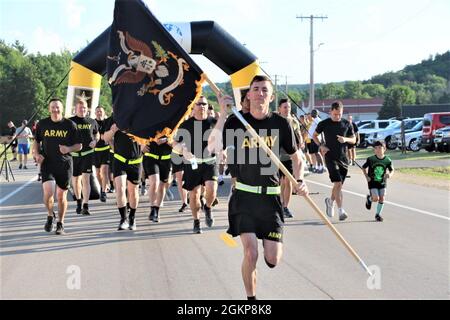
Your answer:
[1,162,448,300]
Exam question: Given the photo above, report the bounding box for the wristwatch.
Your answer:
[296,179,304,184]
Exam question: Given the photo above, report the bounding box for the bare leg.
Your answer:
[42,181,55,216]
[204,180,217,208]
[240,233,259,297]
[56,187,68,223]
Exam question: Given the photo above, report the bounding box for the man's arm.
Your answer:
[207,94,233,154]
[290,150,308,196]
[103,124,118,144]
[32,139,44,164]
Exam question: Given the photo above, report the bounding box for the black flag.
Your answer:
[107,0,205,143]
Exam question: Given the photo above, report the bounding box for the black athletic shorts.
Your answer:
[279,159,293,178]
[143,156,172,182]
[94,149,111,168]
[324,155,349,183]
[182,162,218,191]
[307,142,319,154]
[227,189,284,242]
[72,153,94,177]
[347,143,356,150]
[41,160,72,190]
[112,158,142,185]
[171,153,184,174]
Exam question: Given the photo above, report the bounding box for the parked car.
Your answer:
[391,120,424,148]
[358,120,400,148]
[366,118,422,149]
[421,112,450,152]
[397,130,422,152]
[434,126,450,152]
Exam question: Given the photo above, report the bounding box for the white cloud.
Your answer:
[30,27,66,54]
[65,0,86,29]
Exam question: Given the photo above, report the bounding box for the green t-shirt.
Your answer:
[362,155,394,189]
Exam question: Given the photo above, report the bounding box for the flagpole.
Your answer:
[204,75,373,276]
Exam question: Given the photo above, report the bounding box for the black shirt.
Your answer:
[95,118,108,148]
[105,118,141,160]
[315,118,354,160]
[69,116,99,152]
[35,117,79,166]
[223,112,297,187]
[176,117,217,159]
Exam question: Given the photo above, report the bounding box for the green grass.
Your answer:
[355,148,450,161]
[396,166,450,180]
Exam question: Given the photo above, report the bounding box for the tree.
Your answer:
[316,83,345,100]
[362,83,386,98]
[343,81,370,99]
[378,85,416,119]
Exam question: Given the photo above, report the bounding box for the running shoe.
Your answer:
[18,164,22,169]
[204,206,214,227]
[100,191,107,203]
[193,219,202,234]
[283,207,294,218]
[325,198,335,218]
[118,219,129,231]
[81,207,91,216]
[37,173,41,181]
[365,195,372,210]
[149,207,156,221]
[178,203,188,213]
[55,222,65,235]
[200,196,205,210]
[23,165,28,169]
[375,214,384,222]
[153,210,160,223]
[338,208,348,221]
[76,205,82,215]
[44,214,55,232]
[129,216,137,230]
[212,198,219,207]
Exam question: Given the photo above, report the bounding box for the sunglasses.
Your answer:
[196,102,208,106]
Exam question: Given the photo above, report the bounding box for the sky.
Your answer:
[1,0,449,85]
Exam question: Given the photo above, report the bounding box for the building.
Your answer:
[300,98,384,121]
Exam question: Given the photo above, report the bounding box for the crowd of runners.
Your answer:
[26,75,394,299]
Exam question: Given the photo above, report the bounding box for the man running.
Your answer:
[172,96,218,234]
[211,75,308,300]
[33,98,81,235]
[143,137,172,223]
[104,118,142,231]
[313,101,356,221]
[94,106,110,202]
[69,99,99,215]
[277,99,302,219]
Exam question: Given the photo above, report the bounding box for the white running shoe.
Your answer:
[118,219,129,231]
[325,198,335,218]
[338,208,348,221]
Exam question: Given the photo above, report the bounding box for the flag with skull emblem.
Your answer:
[107,0,205,143]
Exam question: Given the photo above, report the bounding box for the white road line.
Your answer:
[305,179,450,221]
[0,177,37,205]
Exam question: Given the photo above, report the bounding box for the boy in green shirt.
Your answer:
[361,141,394,222]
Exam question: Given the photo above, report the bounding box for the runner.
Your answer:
[104,118,142,231]
[143,137,172,223]
[313,101,356,221]
[33,98,81,235]
[211,75,308,300]
[94,106,111,202]
[277,99,302,219]
[69,99,99,215]
[172,96,218,234]
[361,141,394,222]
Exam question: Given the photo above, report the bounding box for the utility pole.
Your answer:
[273,74,285,106]
[296,14,328,111]
[285,75,289,94]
